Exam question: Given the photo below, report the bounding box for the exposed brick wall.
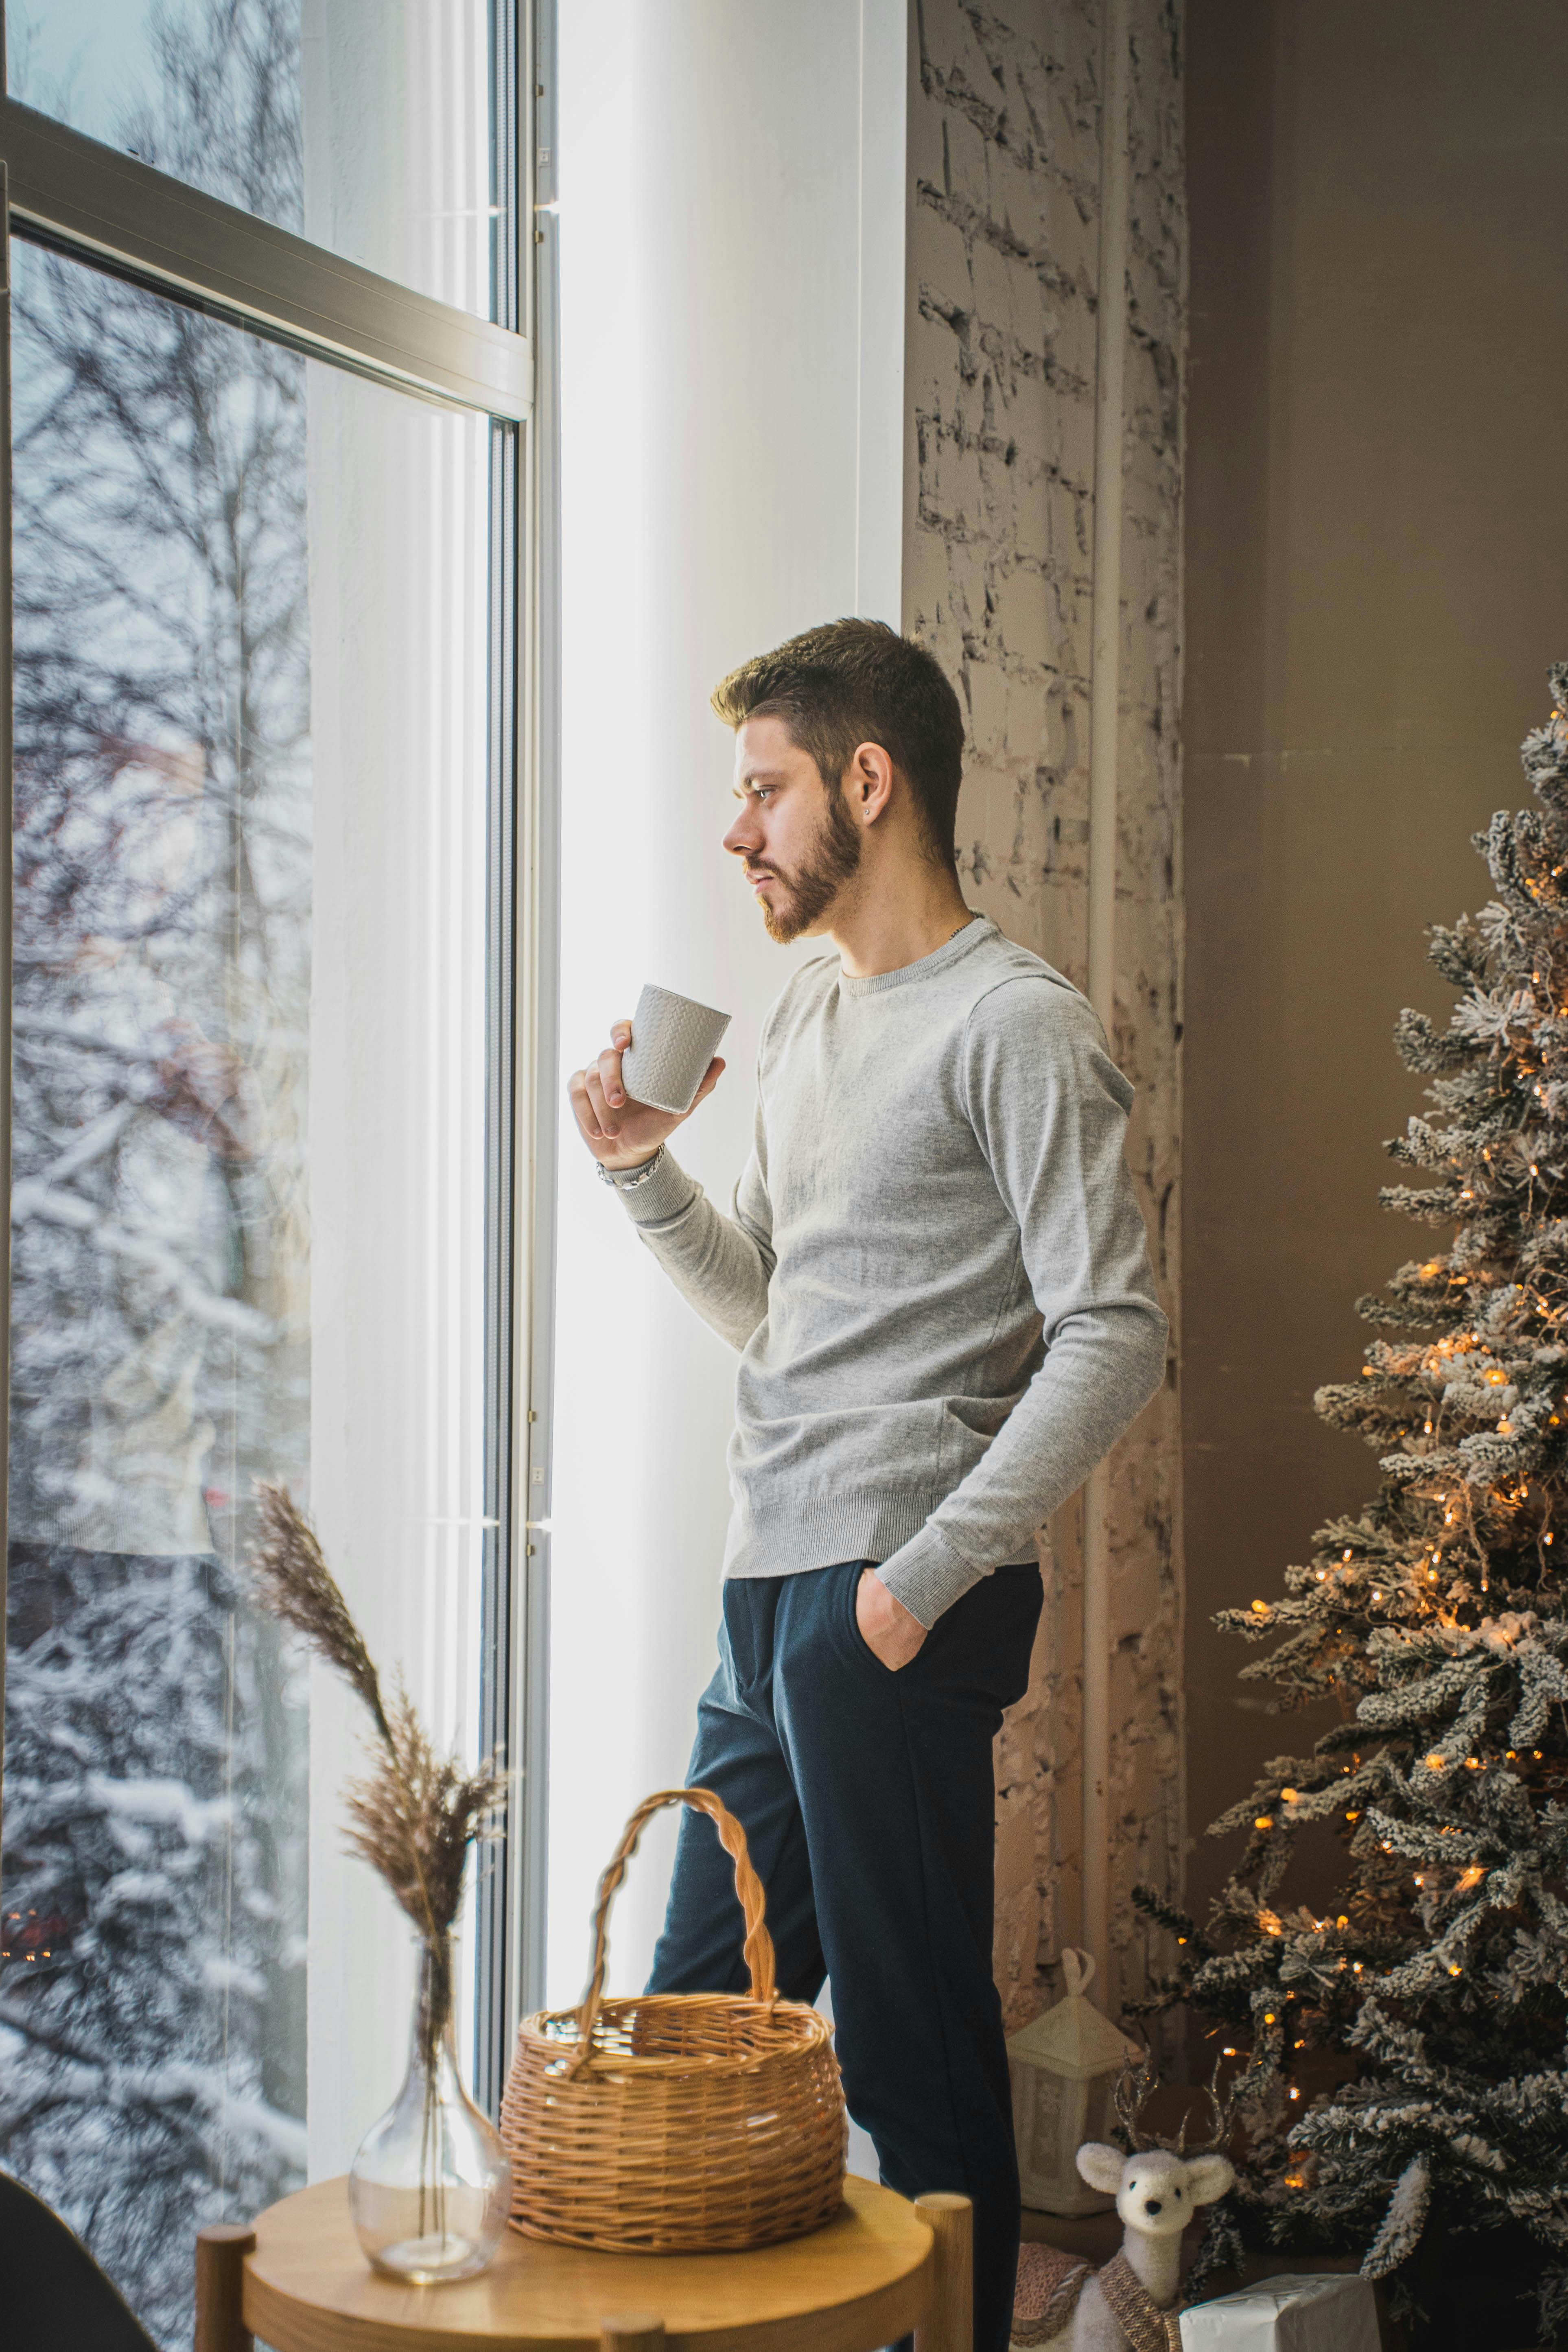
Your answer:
[903,0,1186,2035]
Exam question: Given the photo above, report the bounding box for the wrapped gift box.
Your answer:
[1179,2273,1380,2351]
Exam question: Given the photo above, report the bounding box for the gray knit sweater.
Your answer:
[615,918,1168,1626]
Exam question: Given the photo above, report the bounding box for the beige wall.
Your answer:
[1184,0,1568,1932]
[904,0,1186,2032]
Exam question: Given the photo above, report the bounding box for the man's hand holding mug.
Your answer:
[568,1019,726,1171]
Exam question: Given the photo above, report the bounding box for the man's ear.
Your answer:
[848,740,894,824]
[1183,2154,1236,2207]
[1076,2143,1127,2195]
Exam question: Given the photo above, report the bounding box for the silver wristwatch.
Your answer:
[596,1145,666,1192]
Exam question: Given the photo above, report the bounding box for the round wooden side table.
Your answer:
[195,2175,973,2352]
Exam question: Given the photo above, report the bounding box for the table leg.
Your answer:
[599,2314,665,2350]
[913,2193,973,2352]
[195,2223,256,2352]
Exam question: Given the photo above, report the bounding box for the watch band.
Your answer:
[596,1145,666,1192]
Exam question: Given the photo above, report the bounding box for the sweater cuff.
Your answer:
[612,1147,701,1229]
[875,1523,986,1629]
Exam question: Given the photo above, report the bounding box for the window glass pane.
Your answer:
[1,238,502,2347]
[9,0,510,325]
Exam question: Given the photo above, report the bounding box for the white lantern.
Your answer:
[1007,1948,1144,2215]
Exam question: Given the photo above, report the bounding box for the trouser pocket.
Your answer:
[838,1557,899,1676]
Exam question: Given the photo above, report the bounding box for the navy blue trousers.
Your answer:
[648,1559,1043,2352]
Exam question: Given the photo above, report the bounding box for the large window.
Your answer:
[0,7,543,2345]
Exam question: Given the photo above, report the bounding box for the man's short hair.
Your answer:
[711,619,966,870]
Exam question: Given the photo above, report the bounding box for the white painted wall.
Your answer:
[549,0,908,2013]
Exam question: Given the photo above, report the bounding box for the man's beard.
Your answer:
[753,787,862,944]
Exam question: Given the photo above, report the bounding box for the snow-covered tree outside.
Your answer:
[2,5,313,2342]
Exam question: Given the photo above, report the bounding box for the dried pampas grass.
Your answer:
[249,1482,384,1724]
[342,1681,505,1946]
[248,1482,505,2038]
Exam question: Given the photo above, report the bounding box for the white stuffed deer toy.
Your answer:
[1010,2062,1235,2352]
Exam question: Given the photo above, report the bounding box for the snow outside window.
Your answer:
[0,210,501,2352]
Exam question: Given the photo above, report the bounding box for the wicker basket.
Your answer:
[501,1785,848,2253]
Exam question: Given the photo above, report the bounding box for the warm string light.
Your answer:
[1,1908,55,1963]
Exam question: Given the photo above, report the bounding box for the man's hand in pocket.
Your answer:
[856,1568,928,1671]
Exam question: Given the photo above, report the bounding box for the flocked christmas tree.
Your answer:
[1138,671,1568,2346]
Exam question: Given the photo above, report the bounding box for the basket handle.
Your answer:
[569,1786,776,2076]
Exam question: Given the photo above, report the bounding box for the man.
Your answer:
[568,619,1167,2352]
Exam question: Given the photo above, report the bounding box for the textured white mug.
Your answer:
[620,984,732,1116]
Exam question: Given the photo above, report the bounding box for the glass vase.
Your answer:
[348,1931,512,2283]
